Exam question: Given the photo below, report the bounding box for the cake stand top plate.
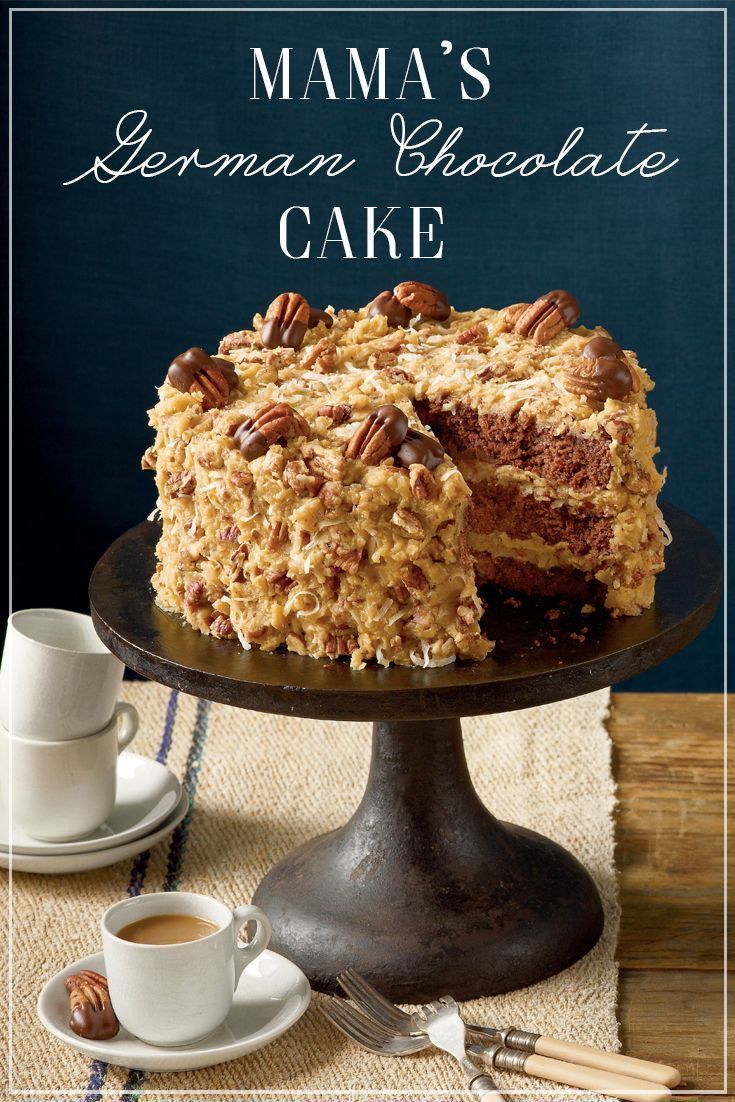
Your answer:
[89,505,721,721]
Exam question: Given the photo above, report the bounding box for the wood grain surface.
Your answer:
[611,693,732,1095]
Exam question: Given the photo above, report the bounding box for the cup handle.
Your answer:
[232,904,272,988]
[114,702,139,752]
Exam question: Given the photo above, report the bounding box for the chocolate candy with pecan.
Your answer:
[513,290,580,346]
[234,401,310,461]
[346,404,409,465]
[563,336,640,402]
[65,970,119,1041]
[394,281,451,322]
[167,348,238,410]
[261,293,311,349]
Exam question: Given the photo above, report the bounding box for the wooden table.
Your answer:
[613,693,732,1094]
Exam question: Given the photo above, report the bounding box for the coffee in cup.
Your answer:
[117,914,219,945]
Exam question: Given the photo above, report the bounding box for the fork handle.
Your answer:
[522,1054,671,1102]
[533,1036,681,1087]
[468,1074,506,1102]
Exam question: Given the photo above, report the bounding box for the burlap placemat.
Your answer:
[3,683,618,1099]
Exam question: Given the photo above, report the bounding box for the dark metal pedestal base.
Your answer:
[253,718,604,1001]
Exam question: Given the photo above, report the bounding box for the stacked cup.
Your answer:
[0,609,138,841]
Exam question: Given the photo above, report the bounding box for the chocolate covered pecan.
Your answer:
[367,290,411,329]
[346,404,409,465]
[393,281,451,322]
[513,291,580,345]
[234,402,309,461]
[563,336,640,403]
[167,348,238,410]
[261,293,310,349]
[65,971,119,1041]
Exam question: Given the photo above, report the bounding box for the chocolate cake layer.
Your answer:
[467,480,614,557]
[416,401,612,492]
[473,551,603,602]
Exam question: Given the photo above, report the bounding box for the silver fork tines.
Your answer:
[337,968,416,1036]
[320,997,425,1056]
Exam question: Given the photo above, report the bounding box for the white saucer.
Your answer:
[38,949,311,1072]
[0,752,182,856]
[1,787,189,873]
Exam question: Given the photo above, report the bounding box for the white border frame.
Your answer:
[6,1,729,1096]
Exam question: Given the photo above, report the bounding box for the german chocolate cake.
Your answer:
[143,283,667,669]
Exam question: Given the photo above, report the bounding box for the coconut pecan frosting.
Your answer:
[143,282,666,669]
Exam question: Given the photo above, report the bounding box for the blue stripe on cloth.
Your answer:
[117,697,212,1101]
[82,689,179,1102]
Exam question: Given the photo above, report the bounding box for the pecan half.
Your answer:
[65,971,119,1041]
[562,336,639,403]
[393,281,451,322]
[234,402,309,461]
[167,348,238,410]
[346,404,409,465]
[315,403,351,425]
[501,302,530,328]
[261,293,310,349]
[513,291,580,345]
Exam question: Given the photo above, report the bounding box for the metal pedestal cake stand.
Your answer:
[90,504,721,1002]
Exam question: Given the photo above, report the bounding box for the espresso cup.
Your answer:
[0,609,125,740]
[101,892,272,1046]
[0,706,138,841]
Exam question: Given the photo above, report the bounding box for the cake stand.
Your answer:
[89,504,721,1001]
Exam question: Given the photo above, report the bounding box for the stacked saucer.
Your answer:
[1,751,187,874]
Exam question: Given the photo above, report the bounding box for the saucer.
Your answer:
[38,949,311,1071]
[0,787,188,873]
[0,752,181,855]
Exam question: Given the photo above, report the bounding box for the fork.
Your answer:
[413,997,672,1102]
[411,998,505,1100]
[338,968,680,1088]
[321,997,506,1100]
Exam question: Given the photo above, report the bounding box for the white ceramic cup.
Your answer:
[101,892,272,1046]
[0,609,126,740]
[0,707,138,841]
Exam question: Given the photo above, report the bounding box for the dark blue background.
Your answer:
[10,2,726,690]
